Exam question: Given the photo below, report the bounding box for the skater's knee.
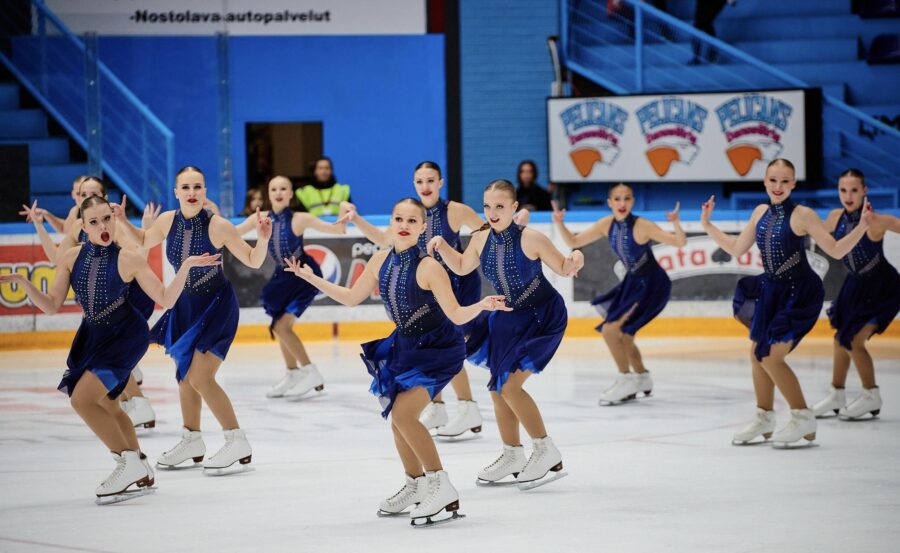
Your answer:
[70,392,95,413]
[499,382,523,400]
[187,372,215,394]
[850,333,870,351]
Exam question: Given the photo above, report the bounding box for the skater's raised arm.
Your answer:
[121,249,222,309]
[427,231,485,275]
[141,201,163,231]
[634,202,687,247]
[700,195,765,257]
[417,257,510,325]
[0,246,78,314]
[794,200,872,260]
[339,202,390,247]
[283,249,384,306]
[552,204,611,249]
[114,196,173,248]
[22,201,83,265]
[234,212,262,236]
[294,212,346,236]
[43,211,66,234]
[212,208,271,269]
[521,227,584,277]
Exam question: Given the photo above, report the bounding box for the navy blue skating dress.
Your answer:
[260,209,322,337]
[591,214,671,335]
[418,199,482,335]
[466,224,568,392]
[732,199,825,361]
[827,209,900,350]
[360,246,466,418]
[79,229,154,320]
[149,209,240,382]
[61,242,149,399]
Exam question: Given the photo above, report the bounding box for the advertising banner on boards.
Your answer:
[548,89,820,183]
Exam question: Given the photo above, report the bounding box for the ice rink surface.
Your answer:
[1,337,898,553]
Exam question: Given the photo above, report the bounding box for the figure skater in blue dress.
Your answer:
[701,159,872,448]
[812,169,900,421]
[1,195,219,502]
[235,176,346,399]
[23,177,158,428]
[428,179,583,490]
[116,166,272,474]
[341,162,526,438]
[284,197,509,527]
[553,183,685,405]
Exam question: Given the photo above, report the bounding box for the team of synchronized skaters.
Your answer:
[4,158,897,527]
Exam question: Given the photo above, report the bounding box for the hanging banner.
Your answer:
[43,0,426,36]
[547,89,820,183]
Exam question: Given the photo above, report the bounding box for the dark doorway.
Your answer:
[245,122,323,200]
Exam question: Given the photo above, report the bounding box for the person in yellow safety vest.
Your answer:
[295,157,351,216]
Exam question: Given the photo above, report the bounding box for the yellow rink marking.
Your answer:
[1,317,897,351]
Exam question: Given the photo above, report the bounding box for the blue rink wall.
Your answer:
[95,35,446,214]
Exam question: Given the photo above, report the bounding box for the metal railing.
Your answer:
[562,0,900,203]
[0,0,174,210]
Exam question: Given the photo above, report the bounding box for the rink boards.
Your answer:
[1,216,898,348]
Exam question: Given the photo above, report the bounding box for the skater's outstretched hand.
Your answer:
[283,255,316,280]
[562,250,584,277]
[336,207,356,225]
[551,200,566,223]
[860,197,874,228]
[0,273,27,286]
[478,295,512,312]
[112,195,128,220]
[426,236,446,257]
[666,201,681,223]
[256,207,273,241]
[19,200,45,224]
[182,253,222,269]
[700,195,715,227]
[142,201,162,229]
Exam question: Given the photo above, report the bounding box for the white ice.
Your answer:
[0,337,898,553]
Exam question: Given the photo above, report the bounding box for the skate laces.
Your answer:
[164,435,194,459]
[101,455,127,488]
[386,481,417,506]
[485,449,515,471]
[421,474,442,505]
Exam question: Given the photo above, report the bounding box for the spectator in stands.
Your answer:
[295,157,351,216]
[689,0,736,65]
[516,160,553,211]
[241,186,266,216]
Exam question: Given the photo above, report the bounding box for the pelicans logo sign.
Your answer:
[635,97,708,177]
[558,99,628,177]
[715,94,794,176]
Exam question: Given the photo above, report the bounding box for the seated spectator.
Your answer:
[516,160,553,211]
[295,157,351,216]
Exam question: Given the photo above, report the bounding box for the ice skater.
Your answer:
[235,175,346,399]
[552,183,685,405]
[701,159,872,448]
[22,178,158,430]
[811,169,900,421]
[0,195,219,503]
[116,166,272,474]
[284,197,508,527]
[428,179,583,489]
[342,161,528,438]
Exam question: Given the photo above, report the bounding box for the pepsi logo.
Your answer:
[304,245,341,300]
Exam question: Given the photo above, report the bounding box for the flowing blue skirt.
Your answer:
[149,283,240,382]
[261,254,322,337]
[733,271,824,361]
[128,281,155,321]
[592,265,671,336]
[61,307,149,400]
[828,263,900,350]
[360,319,465,418]
[467,291,567,392]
